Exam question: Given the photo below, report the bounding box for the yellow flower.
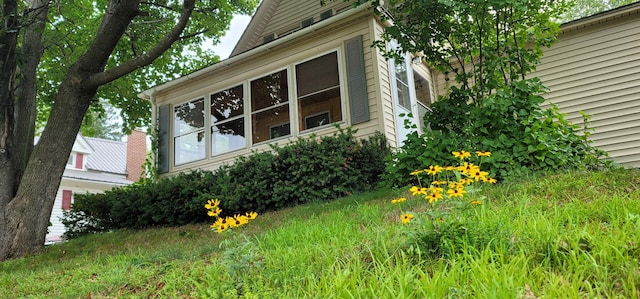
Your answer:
[444,166,457,171]
[205,199,221,210]
[447,187,466,198]
[475,151,491,157]
[452,150,471,160]
[470,170,489,181]
[483,177,498,184]
[426,191,444,203]
[391,197,407,204]
[427,186,444,194]
[458,178,474,185]
[234,214,249,226]
[470,200,482,205]
[410,169,424,176]
[432,180,448,185]
[213,217,229,233]
[425,165,443,176]
[207,207,222,217]
[410,186,427,196]
[226,216,239,228]
[246,211,258,220]
[401,213,414,224]
[457,162,479,175]
[449,181,464,189]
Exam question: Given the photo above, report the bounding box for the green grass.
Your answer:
[1,169,639,298]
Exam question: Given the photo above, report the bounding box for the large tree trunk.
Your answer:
[0,0,195,260]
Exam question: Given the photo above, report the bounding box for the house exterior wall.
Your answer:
[47,178,127,242]
[431,8,640,168]
[535,11,640,168]
[233,0,353,55]
[152,11,391,175]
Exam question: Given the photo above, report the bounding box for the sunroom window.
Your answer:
[295,52,342,130]
[394,59,411,110]
[210,85,246,155]
[174,98,205,165]
[251,70,290,143]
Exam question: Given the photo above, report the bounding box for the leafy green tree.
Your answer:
[0,0,257,260]
[353,0,604,185]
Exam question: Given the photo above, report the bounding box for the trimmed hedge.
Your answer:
[62,127,390,238]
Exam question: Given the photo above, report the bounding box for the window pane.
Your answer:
[211,85,243,123]
[413,70,431,107]
[212,118,246,155]
[296,52,342,131]
[174,98,205,136]
[251,70,288,112]
[296,52,340,97]
[298,87,342,130]
[395,62,411,110]
[174,131,205,165]
[252,104,290,143]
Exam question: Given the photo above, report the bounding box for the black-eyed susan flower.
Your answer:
[425,165,444,176]
[447,187,466,198]
[426,191,444,203]
[410,186,427,196]
[391,197,407,204]
[410,169,424,176]
[432,180,447,185]
[457,162,479,175]
[207,207,222,217]
[401,213,414,224]
[246,211,258,220]
[470,200,482,205]
[483,177,498,184]
[452,150,471,160]
[205,199,221,210]
[475,151,491,157]
[470,170,489,181]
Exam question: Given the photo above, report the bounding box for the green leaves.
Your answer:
[36,0,259,134]
[62,127,391,237]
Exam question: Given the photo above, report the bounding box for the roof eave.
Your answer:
[138,3,372,100]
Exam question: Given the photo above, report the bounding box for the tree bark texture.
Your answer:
[0,0,195,260]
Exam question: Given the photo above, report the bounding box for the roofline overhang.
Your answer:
[560,1,640,32]
[138,3,372,100]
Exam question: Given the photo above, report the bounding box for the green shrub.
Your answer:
[62,127,391,238]
[383,78,610,188]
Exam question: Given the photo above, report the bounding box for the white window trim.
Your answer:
[170,48,347,167]
[208,84,247,157]
[172,97,207,166]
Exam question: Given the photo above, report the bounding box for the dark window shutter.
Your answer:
[158,104,170,174]
[344,35,370,125]
[62,190,72,210]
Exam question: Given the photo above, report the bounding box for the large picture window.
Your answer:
[210,85,246,155]
[174,98,205,165]
[296,52,342,130]
[251,70,290,143]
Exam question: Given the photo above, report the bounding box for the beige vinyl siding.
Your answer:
[153,14,382,175]
[262,0,351,39]
[534,12,640,168]
[234,0,353,54]
[371,21,398,146]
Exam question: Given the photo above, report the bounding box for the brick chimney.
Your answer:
[126,129,147,181]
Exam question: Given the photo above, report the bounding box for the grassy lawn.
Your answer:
[1,169,639,298]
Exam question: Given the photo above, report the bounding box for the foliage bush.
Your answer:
[62,127,390,238]
[383,79,610,188]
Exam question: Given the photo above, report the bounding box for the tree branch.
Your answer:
[85,0,196,88]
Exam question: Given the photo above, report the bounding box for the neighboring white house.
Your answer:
[139,0,639,178]
[45,130,147,243]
